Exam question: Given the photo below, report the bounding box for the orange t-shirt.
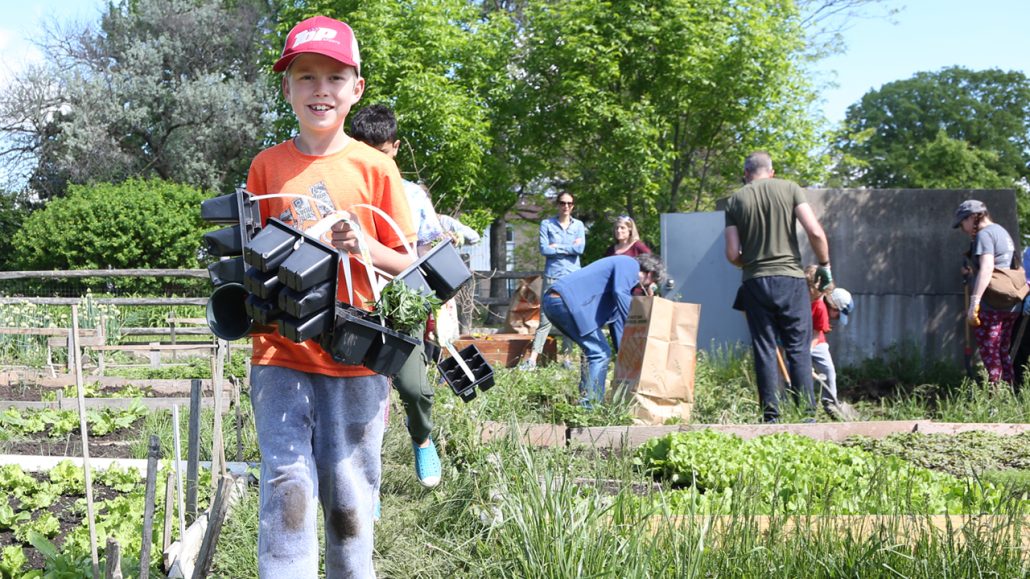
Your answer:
[245,139,416,377]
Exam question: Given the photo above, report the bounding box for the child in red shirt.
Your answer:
[805,266,856,420]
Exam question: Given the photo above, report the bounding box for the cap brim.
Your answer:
[839,311,849,326]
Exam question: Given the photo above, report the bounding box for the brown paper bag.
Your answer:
[501,275,543,335]
[614,296,699,424]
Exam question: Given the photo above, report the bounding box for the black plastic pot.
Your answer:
[437,344,494,402]
[418,240,472,301]
[206,282,252,341]
[207,256,245,286]
[277,308,334,343]
[327,305,386,366]
[243,219,301,272]
[244,294,281,325]
[364,327,421,377]
[278,280,334,319]
[243,267,282,301]
[278,235,338,292]
[395,265,434,298]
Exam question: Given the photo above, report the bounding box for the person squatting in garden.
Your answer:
[956,199,1022,384]
[521,191,585,370]
[540,254,666,406]
[805,265,857,421]
[350,104,444,489]
[725,151,832,423]
[604,214,652,258]
[245,16,417,578]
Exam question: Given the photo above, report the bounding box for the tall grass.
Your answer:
[211,404,1030,577]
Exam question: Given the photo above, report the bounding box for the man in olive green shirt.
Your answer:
[724,151,831,423]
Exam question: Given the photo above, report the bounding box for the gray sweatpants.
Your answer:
[251,365,388,579]
[811,342,839,409]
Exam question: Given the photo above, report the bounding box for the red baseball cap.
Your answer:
[273,16,361,74]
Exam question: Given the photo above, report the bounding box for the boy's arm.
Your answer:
[330,221,415,275]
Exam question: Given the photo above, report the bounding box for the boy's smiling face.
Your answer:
[283,53,364,144]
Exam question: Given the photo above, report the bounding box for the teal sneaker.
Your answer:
[373,497,381,522]
[413,438,442,488]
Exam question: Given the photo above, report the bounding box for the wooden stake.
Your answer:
[162,471,175,553]
[191,475,233,579]
[233,377,243,462]
[71,304,100,578]
[172,404,187,542]
[103,537,123,579]
[139,435,161,579]
[210,339,228,490]
[186,379,201,519]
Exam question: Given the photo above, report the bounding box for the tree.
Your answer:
[507,0,825,252]
[0,193,25,271]
[833,67,1030,189]
[0,0,276,199]
[11,179,208,290]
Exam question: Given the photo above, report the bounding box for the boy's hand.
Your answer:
[815,264,833,291]
[330,218,360,254]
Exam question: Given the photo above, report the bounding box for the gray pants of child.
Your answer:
[811,342,839,409]
[251,365,388,579]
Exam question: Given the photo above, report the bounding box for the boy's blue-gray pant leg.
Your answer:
[251,365,388,579]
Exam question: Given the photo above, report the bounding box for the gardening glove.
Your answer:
[967,300,981,327]
[815,264,833,291]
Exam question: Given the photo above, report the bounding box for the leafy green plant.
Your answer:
[369,279,441,334]
[0,502,30,531]
[0,545,29,579]
[635,430,1014,515]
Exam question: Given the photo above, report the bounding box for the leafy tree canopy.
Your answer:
[0,0,276,200]
[833,66,1030,189]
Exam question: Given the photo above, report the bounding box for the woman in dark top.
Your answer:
[604,215,651,258]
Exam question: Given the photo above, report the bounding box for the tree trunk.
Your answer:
[488,215,508,325]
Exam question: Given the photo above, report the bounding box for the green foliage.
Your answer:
[0,545,29,579]
[635,430,1012,515]
[8,0,275,199]
[369,279,441,334]
[0,194,26,271]
[513,0,824,236]
[0,404,147,439]
[834,66,1030,190]
[11,179,207,291]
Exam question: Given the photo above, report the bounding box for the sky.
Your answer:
[0,0,1029,125]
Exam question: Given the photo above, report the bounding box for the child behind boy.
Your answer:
[351,104,442,488]
[246,16,417,578]
[805,266,858,421]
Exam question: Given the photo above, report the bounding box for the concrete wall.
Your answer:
[664,189,1020,367]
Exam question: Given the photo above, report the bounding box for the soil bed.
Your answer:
[0,473,121,571]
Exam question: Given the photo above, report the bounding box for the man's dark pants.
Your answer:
[739,275,815,422]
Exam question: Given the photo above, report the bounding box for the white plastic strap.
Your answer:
[350,203,416,258]
[444,342,476,383]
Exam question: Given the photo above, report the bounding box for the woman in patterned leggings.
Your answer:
[955,199,1022,383]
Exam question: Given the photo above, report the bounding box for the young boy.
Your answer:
[350,104,443,488]
[805,268,857,421]
[246,16,416,577]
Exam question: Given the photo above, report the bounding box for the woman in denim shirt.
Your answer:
[521,192,586,369]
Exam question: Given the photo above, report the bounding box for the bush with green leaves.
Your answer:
[11,179,208,293]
